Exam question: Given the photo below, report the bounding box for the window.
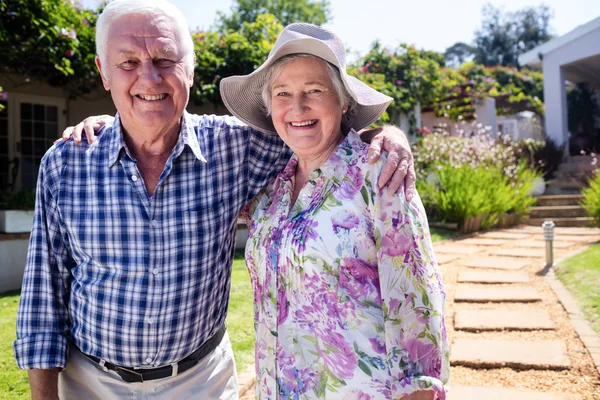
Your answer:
[0,100,9,189]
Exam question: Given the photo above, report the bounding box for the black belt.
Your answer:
[79,323,226,383]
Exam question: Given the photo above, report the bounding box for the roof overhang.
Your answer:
[519,16,600,67]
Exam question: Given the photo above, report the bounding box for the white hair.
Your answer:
[261,54,356,132]
[96,0,195,75]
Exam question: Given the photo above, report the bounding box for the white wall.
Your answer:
[0,238,28,293]
[542,28,600,147]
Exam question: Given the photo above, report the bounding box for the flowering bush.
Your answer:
[582,170,600,228]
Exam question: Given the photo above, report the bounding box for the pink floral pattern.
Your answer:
[244,131,449,399]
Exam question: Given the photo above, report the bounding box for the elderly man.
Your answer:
[14,0,415,399]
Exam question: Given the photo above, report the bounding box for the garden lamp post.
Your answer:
[542,220,555,268]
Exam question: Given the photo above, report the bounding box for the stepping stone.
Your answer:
[449,385,577,400]
[454,286,541,302]
[534,235,597,243]
[493,248,545,258]
[555,227,600,236]
[457,271,530,284]
[458,238,507,246]
[515,240,575,249]
[480,232,531,240]
[465,257,530,270]
[451,339,570,370]
[454,310,555,331]
[435,245,485,255]
[436,254,459,264]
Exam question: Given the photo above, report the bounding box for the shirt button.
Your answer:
[147,317,154,324]
[152,268,159,275]
[145,357,152,364]
[131,175,138,182]
[151,220,158,227]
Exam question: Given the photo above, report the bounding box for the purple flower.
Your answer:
[0,92,7,100]
[381,228,414,257]
[369,337,386,354]
[337,165,364,200]
[291,219,319,252]
[318,331,357,379]
[277,282,288,325]
[332,209,359,233]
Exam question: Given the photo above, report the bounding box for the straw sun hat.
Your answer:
[219,23,393,135]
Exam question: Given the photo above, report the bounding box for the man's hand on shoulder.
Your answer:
[360,125,416,200]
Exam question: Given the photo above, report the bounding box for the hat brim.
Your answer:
[220,38,392,135]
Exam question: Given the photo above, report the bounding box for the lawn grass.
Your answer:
[429,227,457,243]
[0,226,451,397]
[0,291,29,400]
[555,243,600,334]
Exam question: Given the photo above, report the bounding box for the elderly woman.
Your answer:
[220,24,449,400]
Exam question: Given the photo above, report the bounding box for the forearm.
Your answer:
[400,390,435,400]
[358,125,385,143]
[28,368,60,400]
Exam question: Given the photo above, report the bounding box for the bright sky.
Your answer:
[81,0,600,59]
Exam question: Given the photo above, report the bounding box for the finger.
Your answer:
[83,120,97,144]
[73,121,85,144]
[61,126,74,141]
[404,163,417,202]
[367,135,384,164]
[377,153,400,189]
[387,158,408,195]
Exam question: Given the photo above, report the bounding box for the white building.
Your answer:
[519,16,600,150]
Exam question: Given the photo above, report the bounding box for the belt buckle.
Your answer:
[114,365,144,383]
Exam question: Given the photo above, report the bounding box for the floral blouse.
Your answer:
[243,130,449,400]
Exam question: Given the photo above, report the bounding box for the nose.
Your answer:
[290,94,309,114]
[138,61,162,84]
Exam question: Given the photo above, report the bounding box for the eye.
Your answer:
[274,91,289,97]
[155,58,175,68]
[119,60,138,70]
[308,89,322,94]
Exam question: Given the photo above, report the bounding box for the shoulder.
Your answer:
[187,113,249,134]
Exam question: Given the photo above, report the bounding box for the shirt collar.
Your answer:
[107,111,207,167]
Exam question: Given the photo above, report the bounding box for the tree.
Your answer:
[192,14,284,107]
[445,4,553,68]
[473,4,553,67]
[216,0,331,32]
[0,0,101,95]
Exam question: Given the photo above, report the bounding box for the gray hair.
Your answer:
[261,54,357,133]
[96,0,195,76]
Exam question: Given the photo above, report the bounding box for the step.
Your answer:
[515,240,575,249]
[457,238,508,246]
[448,386,577,400]
[530,205,588,218]
[454,310,555,331]
[535,194,583,207]
[451,339,570,370]
[479,232,532,240]
[454,286,541,302]
[457,271,530,284]
[436,254,459,265]
[524,216,596,228]
[465,257,530,270]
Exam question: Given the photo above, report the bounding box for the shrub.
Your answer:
[582,171,600,228]
[0,190,36,210]
[518,138,565,180]
[420,162,540,232]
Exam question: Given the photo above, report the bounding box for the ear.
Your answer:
[188,54,196,87]
[95,56,111,91]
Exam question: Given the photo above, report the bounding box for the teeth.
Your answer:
[139,94,166,101]
[290,120,316,127]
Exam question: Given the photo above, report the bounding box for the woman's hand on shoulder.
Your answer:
[59,114,114,144]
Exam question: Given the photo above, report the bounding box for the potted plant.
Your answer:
[0,190,36,233]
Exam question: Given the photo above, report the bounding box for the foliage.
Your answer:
[567,83,600,153]
[350,42,446,132]
[555,244,600,334]
[191,14,283,107]
[412,127,521,181]
[0,0,101,95]
[518,138,565,180]
[0,190,36,210]
[0,291,28,400]
[446,3,553,68]
[419,162,539,230]
[216,0,331,32]
[582,171,600,228]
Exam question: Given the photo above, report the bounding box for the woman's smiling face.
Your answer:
[269,56,345,160]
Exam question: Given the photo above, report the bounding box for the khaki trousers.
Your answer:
[58,332,238,400]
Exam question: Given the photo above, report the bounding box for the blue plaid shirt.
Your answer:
[14,111,290,369]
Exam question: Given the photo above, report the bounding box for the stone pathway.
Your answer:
[238,225,600,399]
